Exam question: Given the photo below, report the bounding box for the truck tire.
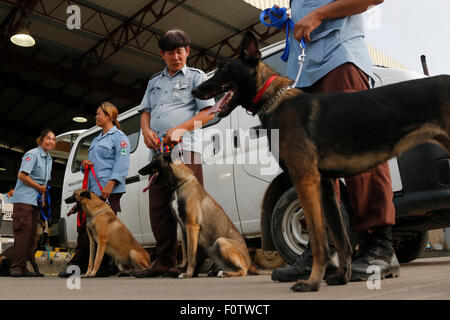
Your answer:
[270,184,353,265]
[393,231,427,263]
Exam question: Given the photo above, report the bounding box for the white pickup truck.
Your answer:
[58,41,450,266]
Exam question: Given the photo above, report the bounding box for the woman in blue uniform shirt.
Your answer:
[82,101,130,209]
[60,102,130,277]
[10,129,55,277]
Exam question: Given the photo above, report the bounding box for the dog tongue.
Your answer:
[143,172,159,193]
[207,91,233,115]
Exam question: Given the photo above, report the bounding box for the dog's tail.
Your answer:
[248,264,272,276]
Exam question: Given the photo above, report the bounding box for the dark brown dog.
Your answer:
[65,189,150,277]
[0,219,45,277]
[192,31,450,291]
[139,153,270,278]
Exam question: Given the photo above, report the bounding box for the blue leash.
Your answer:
[260,6,305,62]
[36,186,51,221]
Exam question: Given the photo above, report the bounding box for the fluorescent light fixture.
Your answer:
[73,116,88,123]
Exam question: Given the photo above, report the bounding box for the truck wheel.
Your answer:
[393,231,427,263]
[270,185,353,265]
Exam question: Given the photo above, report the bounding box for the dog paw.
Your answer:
[325,273,349,286]
[217,271,224,278]
[290,280,320,292]
[178,273,193,279]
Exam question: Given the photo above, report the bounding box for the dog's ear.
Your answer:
[239,31,261,64]
[80,190,91,199]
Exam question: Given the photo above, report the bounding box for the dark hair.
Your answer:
[158,29,190,52]
[36,129,55,146]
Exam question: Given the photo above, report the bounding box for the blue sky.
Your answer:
[363,0,450,76]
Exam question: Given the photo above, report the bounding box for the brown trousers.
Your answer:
[303,63,396,235]
[10,203,40,273]
[68,193,122,274]
[148,151,204,269]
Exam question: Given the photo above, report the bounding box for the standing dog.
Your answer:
[139,153,270,278]
[65,190,150,277]
[192,31,450,291]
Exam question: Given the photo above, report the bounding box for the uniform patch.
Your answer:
[120,148,127,155]
[26,156,31,161]
[120,140,128,148]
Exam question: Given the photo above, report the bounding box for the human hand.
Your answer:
[38,185,47,194]
[165,127,187,145]
[81,160,93,167]
[294,10,323,42]
[143,129,160,150]
[102,181,115,200]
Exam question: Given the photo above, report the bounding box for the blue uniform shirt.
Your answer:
[287,0,374,88]
[85,126,130,196]
[12,147,52,206]
[138,65,215,159]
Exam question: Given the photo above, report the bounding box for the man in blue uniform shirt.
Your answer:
[134,29,215,277]
[272,0,399,283]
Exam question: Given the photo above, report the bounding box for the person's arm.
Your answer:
[18,172,46,194]
[293,0,384,42]
[165,108,214,144]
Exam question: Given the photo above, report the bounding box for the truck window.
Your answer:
[70,114,141,173]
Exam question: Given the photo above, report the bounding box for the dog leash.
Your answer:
[75,163,104,227]
[36,185,51,221]
[260,6,306,88]
[253,6,306,117]
[142,134,184,193]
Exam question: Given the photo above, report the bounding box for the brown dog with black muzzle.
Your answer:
[192,31,450,291]
[139,153,270,278]
[65,189,150,277]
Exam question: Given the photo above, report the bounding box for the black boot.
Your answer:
[350,226,400,281]
[271,244,337,282]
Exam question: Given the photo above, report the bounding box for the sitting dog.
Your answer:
[192,31,450,291]
[139,153,270,278]
[65,190,150,277]
[0,219,46,277]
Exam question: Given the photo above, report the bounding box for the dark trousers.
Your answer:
[10,203,39,273]
[303,63,396,236]
[149,151,204,268]
[68,193,122,274]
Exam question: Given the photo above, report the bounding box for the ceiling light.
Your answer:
[10,28,35,47]
[73,116,88,123]
[10,17,35,48]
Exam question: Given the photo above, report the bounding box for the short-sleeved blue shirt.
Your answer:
[84,126,130,197]
[12,146,52,206]
[287,0,374,88]
[138,65,215,159]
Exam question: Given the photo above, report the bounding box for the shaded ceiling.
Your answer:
[0,0,283,189]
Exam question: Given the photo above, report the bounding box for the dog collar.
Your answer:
[86,207,110,227]
[252,75,278,104]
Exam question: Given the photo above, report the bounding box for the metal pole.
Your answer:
[421,55,430,76]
